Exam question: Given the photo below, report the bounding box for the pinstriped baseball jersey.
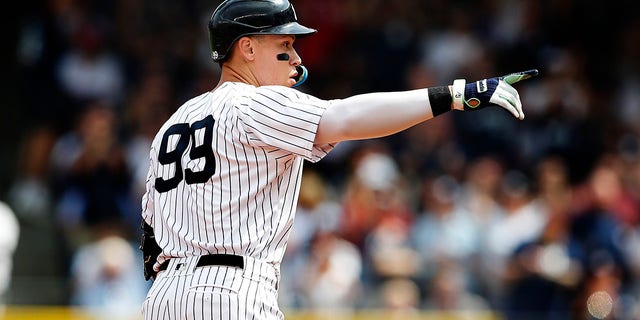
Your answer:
[141,81,336,273]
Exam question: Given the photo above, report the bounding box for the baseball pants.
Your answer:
[142,254,282,320]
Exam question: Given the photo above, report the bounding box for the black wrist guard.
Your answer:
[140,221,162,281]
[427,86,453,117]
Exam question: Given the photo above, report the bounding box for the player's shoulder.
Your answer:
[214,82,315,99]
[254,85,330,108]
[256,84,303,98]
[211,82,331,112]
[152,91,213,134]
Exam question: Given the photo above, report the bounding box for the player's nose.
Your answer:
[291,49,302,66]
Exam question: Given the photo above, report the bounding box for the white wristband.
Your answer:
[452,79,466,111]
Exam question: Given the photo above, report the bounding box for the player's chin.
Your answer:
[285,78,297,87]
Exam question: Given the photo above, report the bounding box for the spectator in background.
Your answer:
[409,174,480,301]
[365,212,420,285]
[287,169,343,256]
[298,231,363,312]
[339,148,412,252]
[56,21,122,100]
[55,20,125,129]
[280,169,343,309]
[356,151,418,287]
[455,156,507,294]
[378,278,421,318]
[7,127,56,225]
[456,156,505,228]
[0,201,20,311]
[338,148,416,305]
[50,101,136,250]
[501,209,578,320]
[424,262,489,313]
[418,7,484,85]
[583,154,640,228]
[534,156,573,219]
[69,233,148,320]
[482,170,548,307]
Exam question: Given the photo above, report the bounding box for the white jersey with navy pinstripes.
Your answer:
[141,82,335,272]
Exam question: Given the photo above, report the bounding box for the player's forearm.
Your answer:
[315,88,447,144]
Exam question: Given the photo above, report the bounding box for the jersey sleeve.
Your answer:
[238,85,336,162]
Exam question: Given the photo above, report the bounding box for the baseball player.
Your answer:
[139,0,538,319]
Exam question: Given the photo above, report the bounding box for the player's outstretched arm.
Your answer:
[315,69,538,144]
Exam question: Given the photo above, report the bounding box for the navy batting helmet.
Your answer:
[208,0,316,62]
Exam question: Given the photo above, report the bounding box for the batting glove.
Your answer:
[451,69,538,120]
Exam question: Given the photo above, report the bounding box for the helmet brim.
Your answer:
[259,22,317,38]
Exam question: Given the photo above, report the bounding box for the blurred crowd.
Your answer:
[3,0,640,319]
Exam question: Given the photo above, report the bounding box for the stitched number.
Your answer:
[155,115,216,193]
[185,115,216,184]
[155,123,189,192]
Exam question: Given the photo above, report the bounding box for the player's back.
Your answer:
[141,82,328,266]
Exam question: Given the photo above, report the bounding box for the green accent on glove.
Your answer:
[502,69,539,85]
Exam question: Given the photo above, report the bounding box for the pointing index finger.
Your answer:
[502,69,539,85]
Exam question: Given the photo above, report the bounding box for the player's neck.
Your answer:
[215,63,258,89]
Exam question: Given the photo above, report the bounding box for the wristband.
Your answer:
[427,86,453,117]
[451,79,466,111]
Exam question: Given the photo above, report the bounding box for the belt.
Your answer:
[158,254,244,272]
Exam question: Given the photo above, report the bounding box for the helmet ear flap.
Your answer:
[208,24,220,62]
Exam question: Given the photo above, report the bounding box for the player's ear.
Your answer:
[237,36,256,61]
